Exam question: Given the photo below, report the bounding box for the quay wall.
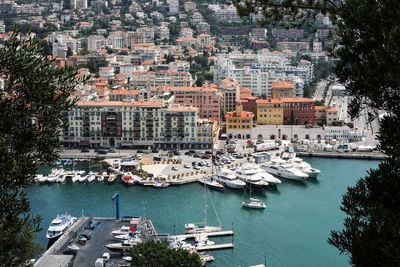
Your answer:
[297,151,386,160]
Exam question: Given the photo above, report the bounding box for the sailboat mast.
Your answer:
[204,180,207,226]
[211,122,213,178]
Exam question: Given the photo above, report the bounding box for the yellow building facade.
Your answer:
[257,99,283,125]
[225,105,254,130]
[271,81,295,99]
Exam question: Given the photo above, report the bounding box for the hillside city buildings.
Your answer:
[0,0,354,148]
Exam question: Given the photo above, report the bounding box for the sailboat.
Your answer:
[241,183,266,209]
[199,124,224,190]
[186,123,223,234]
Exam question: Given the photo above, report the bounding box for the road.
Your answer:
[313,80,328,101]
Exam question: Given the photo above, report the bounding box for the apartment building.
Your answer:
[282,98,316,125]
[256,98,283,125]
[148,86,221,121]
[226,105,254,132]
[124,31,146,48]
[271,28,304,39]
[276,42,309,52]
[62,101,206,149]
[315,106,338,125]
[271,81,295,99]
[87,35,106,51]
[184,1,196,11]
[130,70,193,89]
[219,78,240,118]
[214,52,313,97]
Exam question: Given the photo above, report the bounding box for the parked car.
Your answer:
[98,149,107,155]
[198,161,205,166]
[202,154,211,159]
[108,148,117,153]
[212,155,220,160]
[193,153,202,158]
[205,151,212,155]
[173,150,181,156]
[205,162,211,167]
[137,154,142,160]
[192,161,198,166]
[214,160,221,166]
[152,148,159,153]
[193,165,200,170]
[216,149,225,155]
[171,166,179,171]
[184,163,190,168]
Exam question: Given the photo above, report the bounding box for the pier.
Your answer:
[168,230,234,239]
[297,151,386,160]
[196,243,234,251]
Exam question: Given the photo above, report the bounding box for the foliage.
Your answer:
[130,241,202,267]
[0,33,84,265]
[328,112,400,266]
[314,100,324,106]
[232,0,400,265]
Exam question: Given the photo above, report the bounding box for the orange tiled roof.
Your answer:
[282,98,315,103]
[271,81,294,89]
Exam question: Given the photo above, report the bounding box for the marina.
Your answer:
[27,157,380,266]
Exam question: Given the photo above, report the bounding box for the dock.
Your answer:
[297,151,386,160]
[196,243,234,251]
[168,230,234,239]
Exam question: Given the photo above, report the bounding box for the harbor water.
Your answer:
[27,158,379,267]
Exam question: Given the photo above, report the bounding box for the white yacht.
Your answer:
[111,226,131,236]
[287,157,321,178]
[71,171,82,183]
[87,171,96,183]
[241,198,266,209]
[215,168,245,189]
[199,176,224,190]
[168,237,195,250]
[184,223,222,234]
[37,174,48,183]
[78,172,87,183]
[105,236,142,252]
[195,234,215,248]
[56,169,66,183]
[235,163,269,191]
[46,168,60,183]
[263,159,308,180]
[46,213,77,239]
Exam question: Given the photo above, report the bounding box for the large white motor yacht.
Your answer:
[235,163,269,190]
[46,168,61,183]
[263,161,308,180]
[286,157,321,178]
[215,168,246,189]
[184,223,222,234]
[46,213,77,239]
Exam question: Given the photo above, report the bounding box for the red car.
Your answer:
[202,154,211,159]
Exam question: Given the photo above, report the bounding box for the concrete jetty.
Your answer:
[297,151,386,160]
[169,230,234,239]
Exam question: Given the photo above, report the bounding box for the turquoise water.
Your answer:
[27,158,379,266]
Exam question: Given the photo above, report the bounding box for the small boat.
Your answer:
[111,226,131,236]
[97,172,104,182]
[56,174,66,183]
[199,177,224,190]
[46,213,77,239]
[242,198,266,209]
[78,173,87,183]
[195,234,215,248]
[153,182,170,188]
[167,236,195,250]
[184,223,222,234]
[72,171,81,183]
[87,171,96,183]
[105,237,142,252]
[108,174,117,184]
[47,168,60,183]
[121,172,136,186]
[35,174,45,183]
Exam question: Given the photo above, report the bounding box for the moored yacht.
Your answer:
[215,168,245,189]
[287,157,321,178]
[235,163,269,191]
[199,176,224,190]
[241,198,266,209]
[184,223,222,234]
[78,172,87,183]
[47,168,61,183]
[263,159,308,180]
[87,171,96,183]
[46,213,77,239]
[105,236,142,252]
